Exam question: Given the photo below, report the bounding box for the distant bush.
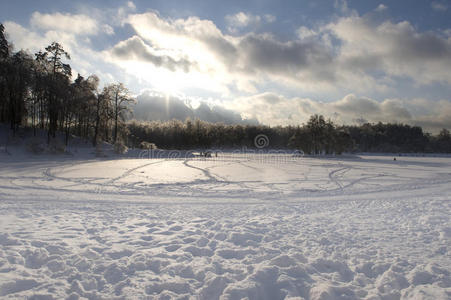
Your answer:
[95,143,106,157]
[114,141,128,154]
[140,141,157,150]
[26,138,46,154]
[26,138,67,154]
[48,139,66,154]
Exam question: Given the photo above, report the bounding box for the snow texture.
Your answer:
[0,151,450,299]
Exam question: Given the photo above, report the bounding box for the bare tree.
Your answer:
[105,83,135,143]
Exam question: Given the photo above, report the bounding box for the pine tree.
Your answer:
[44,42,71,142]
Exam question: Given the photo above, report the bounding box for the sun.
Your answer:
[117,60,229,97]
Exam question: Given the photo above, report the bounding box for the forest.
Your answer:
[127,118,451,154]
[0,24,134,148]
[1,23,450,154]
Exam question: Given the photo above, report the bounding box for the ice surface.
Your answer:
[0,152,450,299]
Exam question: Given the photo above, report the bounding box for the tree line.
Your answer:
[0,24,134,147]
[1,23,450,154]
[127,116,451,154]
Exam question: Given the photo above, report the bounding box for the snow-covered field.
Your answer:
[0,152,450,299]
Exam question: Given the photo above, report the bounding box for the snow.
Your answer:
[0,151,450,299]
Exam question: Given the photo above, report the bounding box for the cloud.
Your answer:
[120,12,337,94]
[127,1,136,10]
[3,2,150,89]
[226,12,260,29]
[132,91,256,124]
[117,10,451,97]
[375,4,388,12]
[225,12,275,33]
[125,12,233,67]
[4,20,87,59]
[264,14,276,23]
[296,26,317,39]
[334,0,352,14]
[3,20,121,87]
[227,93,451,133]
[431,1,448,12]
[110,36,196,72]
[30,12,99,35]
[102,24,115,35]
[409,100,451,131]
[236,33,334,79]
[332,95,412,121]
[326,16,451,85]
[3,21,45,52]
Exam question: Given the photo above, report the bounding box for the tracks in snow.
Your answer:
[1,157,451,201]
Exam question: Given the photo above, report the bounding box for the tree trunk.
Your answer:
[9,90,16,137]
[32,98,36,137]
[93,98,100,147]
[65,118,70,146]
[114,92,118,143]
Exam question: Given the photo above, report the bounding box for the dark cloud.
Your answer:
[381,100,412,120]
[194,103,247,124]
[260,93,282,104]
[111,36,196,72]
[415,117,451,131]
[394,30,451,61]
[121,11,451,94]
[132,91,257,125]
[202,35,238,66]
[237,34,334,79]
[201,31,335,81]
[332,95,382,115]
[125,12,337,85]
[331,17,451,85]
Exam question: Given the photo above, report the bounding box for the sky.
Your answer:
[1,0,451,132]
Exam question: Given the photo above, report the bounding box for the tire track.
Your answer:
[106,160,165,185]
[328,166,349,190]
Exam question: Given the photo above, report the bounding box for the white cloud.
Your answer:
[375,4,388,12]
[30,12,99,35]
[101,11,451,98]
[225,12,275,33]
[127,1,136,10]
[119,12,338,95]
[325,16,451,85]
[102,24,115,35]
[4,21,81,56]
[110,35,196,72]
[296,26,317,39]
[226,12,259,28]
[334,0,351,14]
[3,20,121,87]
[263,14,276,23]
[3,21,44,52]
[431,1,448,12]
